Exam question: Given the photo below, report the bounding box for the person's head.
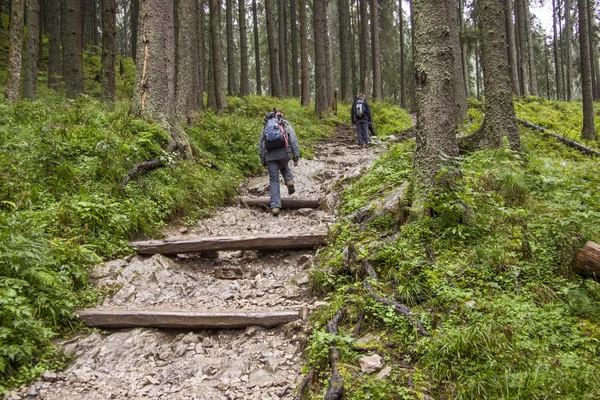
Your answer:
[358,93,365,100]
[265,108,285,123]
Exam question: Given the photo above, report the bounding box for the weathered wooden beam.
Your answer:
[132,233,327,255]
[76,310,300,329]
[572,241,600,279]
[240,197,321,209]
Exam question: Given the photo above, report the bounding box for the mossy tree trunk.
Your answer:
[101,0,116,102]
[338,0,351,102]
[132,0,193,159]
[447,0,466,123]
[5,0,24,103]
[265,0,282,97]
[565,0,573,100]
[313,0,328,116]
[411,0,458,217]
[62,0,85,99]
[515,0,529,95]
[209,0,227,112]
[290,0,299,97]
[131,0,139,63]
[226,0,237,95]
[196,0,205,109]
[359,0,370,95]
[238,0,249,96]
[176,0,199,124]
[22,0,39,100]
[299,0,310,106]
[278,0,288,96]
[370,0,382,100]
[578,0,596,140]
[48,0,62,90]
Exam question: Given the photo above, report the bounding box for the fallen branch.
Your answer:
[120,158,164,188]
[324,306,347,400]
[362,261,429,337]
[516,118,600,157]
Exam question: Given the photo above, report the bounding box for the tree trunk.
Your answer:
[572,241,600,279]
[339,0,351,102]
[290,0,299,97]
[132,0,193,158]
[351,0,358,97]
[370,0,382,100]
[314,0,328,116]
[504,0,520,95]
[226,0,237,95]
[265,0,283,97]
[399,0,406,107]
[48,0,62,90]
[359,0,370,95]
[5,0,24,103]
[131,0,138,63]
[89,0,97,46]
[552,0,563,100]
[238,0,249,96]
[176,0,199,123]
[209,0,227,111]
[22,0,39,100]
[63,0,84,98]
[523,0,538,96]
[101,0,116,102]
[411,0,458,217]
[447,0,466,122]
[462,0,520,152]
[299,0,310,106]
[565,0,573,100]
[278,0,288,96]
[459,0,470,99]
[587,0,598,100]
[475,45,481,99]
[324,3,333,107]
[196,0,205,109]
[515,0,530,95]
[252,0,262,94]
[578,0,596,140]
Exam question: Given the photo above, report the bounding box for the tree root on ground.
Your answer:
[516,118,600,156]
[295,367,315,400]
[324,306,347,400]
[120,158,164,188]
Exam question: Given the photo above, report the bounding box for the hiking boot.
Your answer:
[285,180,295,195]
[272,207,281,216]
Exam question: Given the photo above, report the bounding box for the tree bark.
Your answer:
[176,0,199,123]
[523,0,538,96]
[131,0,139,63]
[278,0,288,96]
[196,0,205,109]
[290,0,299,97]
[411,0,458,217]
[48,0,62,90]
[552,0,563,100]
[238,0,249,96]
[226,0,237,95]
[359,0,370,95]
[101,0,116,101]
[578,0,596,140]
[505,0,520,95]
[324,3,333,107]
[515,0,530,95]
[252,0,262,94]
[209,0,227,111]
[399,0,406,107]
[447,0,466,122]
[314,0,328,116]
[565,0,573,100]
[299,0,310,106]
[22,0,39,100]
[339,0,351,102]
[370,0,382,100]
[63,0,85,98]
[572,241,600,279]
[265,0,283,97]
[587,0,598,100]
[5,0,24,103]
[459,0,470,99]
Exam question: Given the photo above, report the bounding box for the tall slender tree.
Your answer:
[239,0,250,96]
[565,0,573,100]
[209,0,227,111]
[371,0,382,100]
[176,0,199,123]
[5,0,25,103]
[22,0,39,100]
[578,0,596,140]
[504,0,519,94]
[299,0,310,105]
[226,0,238,95]
[339,0,351,101]
[63,0,85,98]
[252,0,262,94]
[523,0,538,96]
[399,0,406,108]
[265,0,283,96]
[101,0,116,101]
[515,0,530,95]
[290,0,299,96]
[552,0,563,100]
[459,0,470,98]
[48,0,62,90]
[447,0,466,122]
[324,3,333,107]
[359,0,370,95]
[412,0,458,217]
[314,0,328,115]
[196,0,205,109]
[278,0,288,96]
[131,0,139,63]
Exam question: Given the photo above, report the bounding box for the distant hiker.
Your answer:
[258,109,301,216]
[351,93,373,148]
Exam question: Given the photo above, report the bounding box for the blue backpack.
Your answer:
[263,117,288,150]
[355,99,365,118]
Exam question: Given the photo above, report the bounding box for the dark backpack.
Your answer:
[355,99,365,119]
[263,117,288,151]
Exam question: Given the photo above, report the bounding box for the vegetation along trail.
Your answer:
[12,125,392,400]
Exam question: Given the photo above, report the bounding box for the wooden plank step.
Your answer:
[132,233,326,255]
[76,310,300,329]
[240,197,321,209]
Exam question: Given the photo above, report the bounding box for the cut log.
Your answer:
[132,233,327,255]
[516,118,600,157]
[240,197,321,209]
[572,241,600,278]
[76,310,300,329]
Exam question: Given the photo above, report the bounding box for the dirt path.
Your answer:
[10,125,385,400]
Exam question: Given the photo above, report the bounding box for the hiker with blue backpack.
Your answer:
[258,109,301,216]
[351,93,373,148]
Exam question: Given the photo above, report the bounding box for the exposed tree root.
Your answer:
[324,306,347,400]
[516,117,600,157]
[120,158,164,188]
[295,367,315,400]
[362,261,430,337]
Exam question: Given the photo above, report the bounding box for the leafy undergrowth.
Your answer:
[0,93,334,391]
[307,99,600,399]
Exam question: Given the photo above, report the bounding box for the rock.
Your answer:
[248,369,274,388]
[145,375,160,385]
[179,227,189,234]
[359,354,383,373]
[214,267,244,280]
[319,193,337,213]
[247,176,270,195]
[202,337,214,348]
[296,208,316,217]
[27,386,37,397]
[41,371,59,382]
[282,285,300,299]
[265,358,282,373]
[353,205,372,223]
[376,366,392,380]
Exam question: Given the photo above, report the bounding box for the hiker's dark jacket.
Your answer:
[351,98,372,124]
[258,119,300,166]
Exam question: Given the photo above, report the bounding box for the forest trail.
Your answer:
[14,124,387,400]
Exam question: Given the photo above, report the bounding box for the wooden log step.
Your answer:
[76,310,301,329]
[132,233,326,255]
[240,197,321,209]
[572,241,600,279]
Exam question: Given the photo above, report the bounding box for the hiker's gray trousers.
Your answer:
[267,159,293,208]
[356,120,370,145]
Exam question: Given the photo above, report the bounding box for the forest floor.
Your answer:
[9,124,388,400]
